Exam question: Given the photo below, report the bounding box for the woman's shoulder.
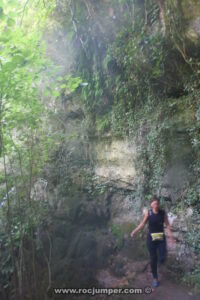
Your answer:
[147,207,165,216]
[159,208,166,215]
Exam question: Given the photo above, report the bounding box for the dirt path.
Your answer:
[129,264,199,300]
[93,255,200,300]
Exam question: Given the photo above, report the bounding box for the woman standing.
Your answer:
[130,196,175,287]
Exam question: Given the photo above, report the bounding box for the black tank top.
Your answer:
[148,208,165,234]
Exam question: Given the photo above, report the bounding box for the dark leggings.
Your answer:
[146,233,167,279]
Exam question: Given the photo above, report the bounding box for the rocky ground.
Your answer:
[93,253,200,300]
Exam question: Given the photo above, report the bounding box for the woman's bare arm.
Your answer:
[130,210,148,238]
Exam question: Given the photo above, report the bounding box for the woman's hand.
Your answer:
[130,210,149,238]
[130,230,136,238]
[168,235,176,247]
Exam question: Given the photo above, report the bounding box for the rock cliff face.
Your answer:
[94,139,137,190]
[58,86,199,274]
[41,0,200,291]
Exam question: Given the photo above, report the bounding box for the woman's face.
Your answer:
[151,200,160,210]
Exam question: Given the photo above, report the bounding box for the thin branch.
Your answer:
[83,0,92,17]
[8,157,25,300]
[39,229,52,299]
[69,0,89,59]
[20,0,30,27]
[157,0,166,35]
[3,152,20,300]
[82,0,104,33]
[144,0,148,26]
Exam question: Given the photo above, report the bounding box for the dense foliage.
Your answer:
[0,1,86,298]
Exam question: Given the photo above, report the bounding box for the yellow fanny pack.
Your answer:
[151,232,164,241]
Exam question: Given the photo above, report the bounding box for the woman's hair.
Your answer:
[150,195,160,204]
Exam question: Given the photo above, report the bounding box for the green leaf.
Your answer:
[52,90,60,98]
[7,17,15,27]
[60,84,67,89]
